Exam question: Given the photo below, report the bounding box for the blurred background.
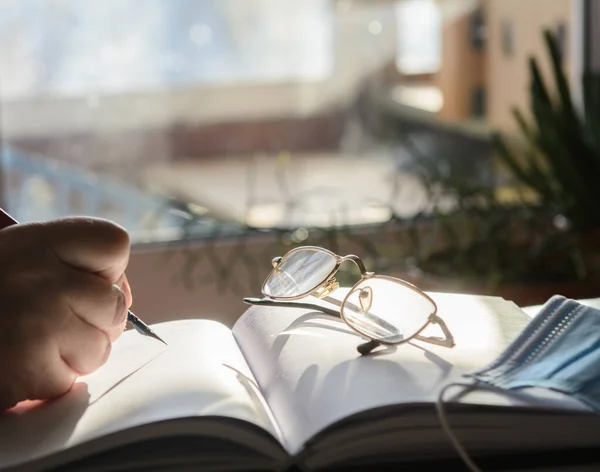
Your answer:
[1,0,599,326]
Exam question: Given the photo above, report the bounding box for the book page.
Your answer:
[233,290,534,454]
[76,326,167,404]
[0,319,283,470]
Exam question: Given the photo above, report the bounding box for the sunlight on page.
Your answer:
[233,290,533,454]
[417,292,518,364]
[72,320,280,444]
[0,320,281,471]
[76,328,168,404]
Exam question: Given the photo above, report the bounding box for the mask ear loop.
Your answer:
[435,380,484,472]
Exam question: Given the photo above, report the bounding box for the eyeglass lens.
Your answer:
[342,278,434,343]
[263,248,337,298]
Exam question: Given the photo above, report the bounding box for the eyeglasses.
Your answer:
[243,246,455,355]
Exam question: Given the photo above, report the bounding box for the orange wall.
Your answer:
[436,6,485,122]
[485,0,574,132]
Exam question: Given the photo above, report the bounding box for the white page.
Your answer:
[76,327,168,404]
[0,320,283,470]
[233,290,538,454]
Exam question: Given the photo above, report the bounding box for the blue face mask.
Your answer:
[466,295,600,411]
[436,295,600,472]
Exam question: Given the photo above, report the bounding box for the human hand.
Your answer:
[0,217,133,411]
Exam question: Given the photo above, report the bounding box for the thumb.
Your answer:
[41,218,131,283]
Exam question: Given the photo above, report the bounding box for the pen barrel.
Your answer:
[0,208,18,229]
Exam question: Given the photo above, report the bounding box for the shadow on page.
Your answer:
[76,328,168,404]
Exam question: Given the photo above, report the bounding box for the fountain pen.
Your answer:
[127,310,167,345]
[0,207,167,345]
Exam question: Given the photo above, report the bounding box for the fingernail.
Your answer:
[116,273,126,288]
[112,285,127,325]
[122,274,133,307]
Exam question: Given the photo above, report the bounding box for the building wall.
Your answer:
[435,0,485,122]
[485,0,574,132]
[7,111,346,178]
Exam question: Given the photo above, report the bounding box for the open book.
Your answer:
[2,292,600,472]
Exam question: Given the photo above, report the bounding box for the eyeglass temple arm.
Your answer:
[243,297,342,318]
[242,298,455,351]
[243,296,395,332]
[243,297,395,345]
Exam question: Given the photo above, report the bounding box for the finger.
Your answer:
[59,316,111,375]
[0,336,77,412]
[30,355,78,403]
[40,217,131,283]
[20,344,78,405]
[64,270,128,342]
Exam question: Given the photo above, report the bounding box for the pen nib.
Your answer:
[127,310,168,345]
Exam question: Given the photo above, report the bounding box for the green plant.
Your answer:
[407,156,586,288]
[493,29,600,231]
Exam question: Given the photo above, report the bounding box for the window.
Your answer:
[501,20,515,57]
[470,86,485,119]
[0,0,578,319]
[395,0,442,75]
[0,0,333,99]
[469,9,486,51]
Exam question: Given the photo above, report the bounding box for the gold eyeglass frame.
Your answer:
[243,246,455,355]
